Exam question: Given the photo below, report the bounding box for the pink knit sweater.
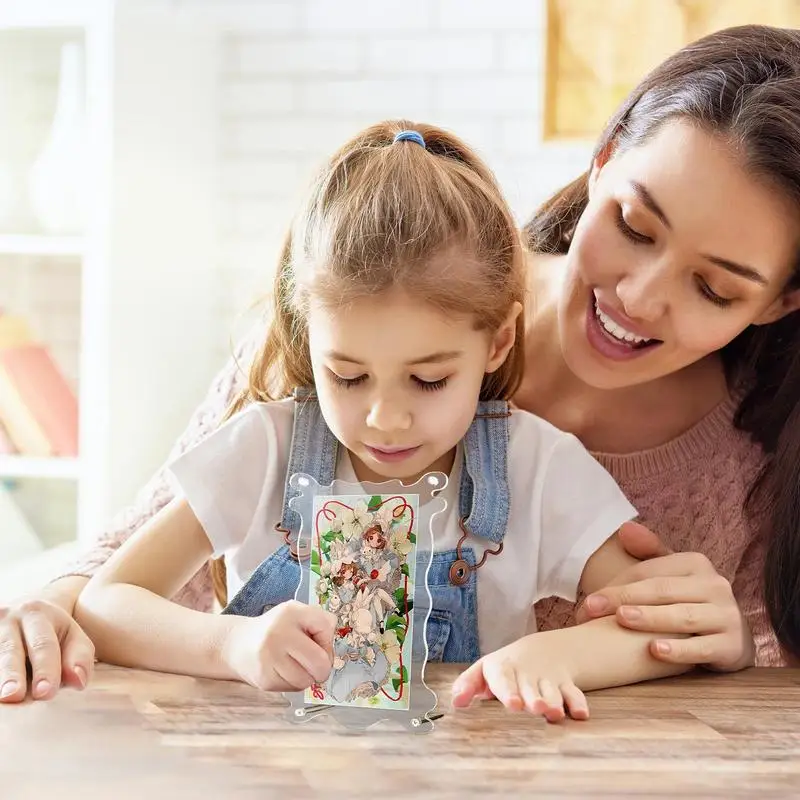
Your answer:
[63,338,781,667]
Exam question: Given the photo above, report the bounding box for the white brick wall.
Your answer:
[213,0,593,363]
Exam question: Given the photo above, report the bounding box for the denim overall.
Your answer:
[222,391,511,663]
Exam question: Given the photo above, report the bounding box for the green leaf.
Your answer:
[367,494,382,511]
[385,614,405,631]
[400,665,408,683]
[394,627,405,646]
[401,563,410,577]
[407,532,416,544]
[393,587,406,608]
[405,599,413,614]
[392,678,401,692]
[311,549,320,567]
[311,565,321,576]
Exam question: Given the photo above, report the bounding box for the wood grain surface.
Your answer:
[2,664,799,799]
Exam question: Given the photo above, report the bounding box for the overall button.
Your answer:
[289,540,311,562]
[449,559,470,586]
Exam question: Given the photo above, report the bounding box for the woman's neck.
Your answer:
[516,254,729,454]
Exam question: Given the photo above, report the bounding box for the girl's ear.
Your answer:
[486,301,522,373]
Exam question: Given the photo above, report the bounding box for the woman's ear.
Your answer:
[486,301,523,373]
[754,288,800,325]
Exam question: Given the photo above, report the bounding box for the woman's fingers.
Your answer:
[648,633,740,666]
[616,521,673,560]
[615,601,737,635]
[581,574,728,619]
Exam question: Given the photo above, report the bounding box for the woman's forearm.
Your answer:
[74,583,240,680]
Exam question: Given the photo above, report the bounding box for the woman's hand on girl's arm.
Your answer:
[576,522,755,672]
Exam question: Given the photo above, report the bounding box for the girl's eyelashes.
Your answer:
[329,372,368,389]
[614,206,654,245]
[412,376,449,391]
[327,370,450,391]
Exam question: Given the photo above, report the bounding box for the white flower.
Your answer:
[320,561,332,577]
[374,503,395,532]
[340,501,372,540]
[379,629,402,666]
[316,578,330,596]
[329,516,343,533]
[389,529,413,558]
[328,539,350,571]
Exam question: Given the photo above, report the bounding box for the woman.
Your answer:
[2,24,798,703]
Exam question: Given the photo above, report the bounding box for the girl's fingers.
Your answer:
[0,616,27,703]
[19,609,64,701]
[451,659,488,708]
[537,679,566,722]
[560,682,589,720]
[483,658,524,711]
[288,630,334,684]
[59,620,96,691]
[518,675,542,714]
[273,651,316,691]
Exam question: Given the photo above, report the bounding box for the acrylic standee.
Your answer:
[282,471,447,733]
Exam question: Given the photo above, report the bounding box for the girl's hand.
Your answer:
[576,522,755,672]
[222,600,337,692]
[0,597,95,703]
[451,635,588,723]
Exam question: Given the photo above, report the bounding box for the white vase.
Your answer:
[28,41,87,235]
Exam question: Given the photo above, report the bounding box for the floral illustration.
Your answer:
[305,493,418,711]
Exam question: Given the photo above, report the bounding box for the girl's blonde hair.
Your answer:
[211,119,527,606]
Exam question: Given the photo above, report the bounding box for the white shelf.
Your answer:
[0,234,85,257]
[0,455,81,480]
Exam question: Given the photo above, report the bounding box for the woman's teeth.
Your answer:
[595,305,652,345]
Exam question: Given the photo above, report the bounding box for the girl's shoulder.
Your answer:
[508,406,583,448]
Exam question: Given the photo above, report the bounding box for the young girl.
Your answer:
[74,121,686,722]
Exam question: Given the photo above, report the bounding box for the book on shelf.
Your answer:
[0,482,43,564]
[0,314,79,458]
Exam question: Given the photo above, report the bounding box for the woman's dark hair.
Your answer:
[524,25,800,658]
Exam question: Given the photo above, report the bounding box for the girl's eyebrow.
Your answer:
[326,350,463,366]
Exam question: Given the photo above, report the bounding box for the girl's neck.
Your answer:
[516,254,729,454]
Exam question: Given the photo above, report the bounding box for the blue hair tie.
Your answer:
[393,130,426,148]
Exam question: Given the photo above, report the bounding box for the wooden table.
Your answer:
[1,665,799,799]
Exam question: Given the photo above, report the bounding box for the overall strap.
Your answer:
[457,400,511,545]
[278,388,339,534]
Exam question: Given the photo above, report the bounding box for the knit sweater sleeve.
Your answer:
[54,332,259,611]
[731,529,785,666]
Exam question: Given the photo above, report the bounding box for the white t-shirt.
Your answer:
[168,399,636,656]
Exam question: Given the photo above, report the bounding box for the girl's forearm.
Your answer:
[74,583,240,680]
[549,616,691,691]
